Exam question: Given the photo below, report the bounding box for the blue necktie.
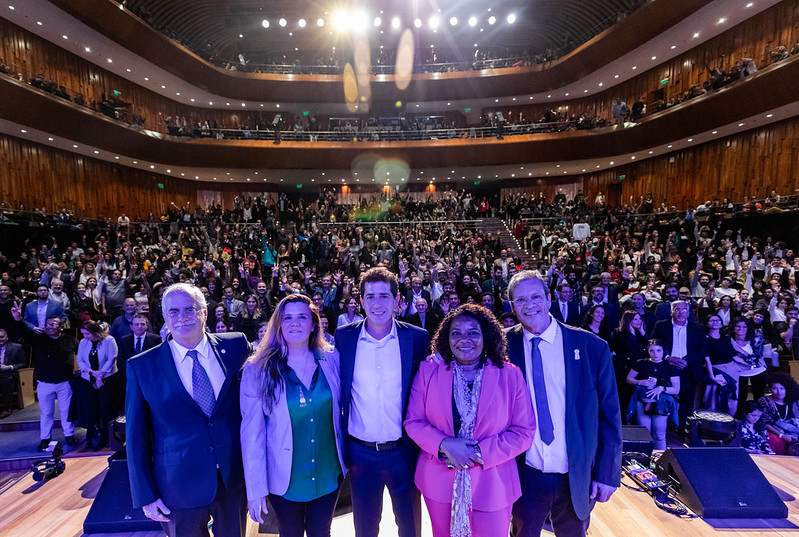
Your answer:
[530,337,555,445]
[187,349,215,417]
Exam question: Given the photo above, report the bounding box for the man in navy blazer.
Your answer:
[650,301,708,433]
[335,267,429,537]
[549,282,582,327]
[23,285,67,332]
[126,283,249,537]
[507,272,622,537]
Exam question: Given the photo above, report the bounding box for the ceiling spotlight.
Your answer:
[766,113,773,118]
[262,19,269,28]
[488,15,496,24]
[391,16,400,28]
[718,17,726,24]
[428,16,440,29]
[693,32,700,38]
[468,16,477,27]
[373,16,381,26]
[317,18,324,27]
[279,18,287,27]
[85,47,91,52]
[414,18,422,28]
[62,35,68,39]
[332,10,348,30]
[651,56,657,60]
[298,18,306,27]
[449,16,458,26]
[507,14,516,24]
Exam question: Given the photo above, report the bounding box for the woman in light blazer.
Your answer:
[405,304,535,537]
[241,294,346,537]
[75,320,118,449]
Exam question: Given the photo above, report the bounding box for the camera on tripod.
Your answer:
[32,440,66,482]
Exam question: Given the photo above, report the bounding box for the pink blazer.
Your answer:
[404,359,535,511]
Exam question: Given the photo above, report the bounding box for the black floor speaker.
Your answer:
[83,458,161,533]
[622,425,655,456]
[654,447,788,519]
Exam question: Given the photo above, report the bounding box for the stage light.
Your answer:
[468,16,477,27]
[391,16,400,29]
[317,18,324,27]
[279,18,287,27]
[428,16,440,29]
[449,17,458,26]
[507,14,516,24]
[488,16,496,25]
[262,19,269,28]
[298,18,306,28]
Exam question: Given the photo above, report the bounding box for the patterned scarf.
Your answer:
[451,362,484,537]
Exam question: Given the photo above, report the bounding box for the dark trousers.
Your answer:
[677,368,698,432]
[160,471,246,537]
[347,437,421,537]
[269,486,341,537]
[512,465,589,537]
[0,372,15,410]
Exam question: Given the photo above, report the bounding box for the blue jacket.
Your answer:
[506,321,622,521]
[126,332,250,509]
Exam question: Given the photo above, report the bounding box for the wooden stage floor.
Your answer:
[1,454,798,537]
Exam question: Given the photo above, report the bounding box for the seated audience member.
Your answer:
[336,297,364,328]
[626,339,680,450]
[740,400,774,455]
[406,297,441,336]
[580,304,612,345]
[235,294,268,342]
[758,373,799,455]
[0,329,27,417]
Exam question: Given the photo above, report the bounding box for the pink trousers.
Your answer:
[424,496,512,537]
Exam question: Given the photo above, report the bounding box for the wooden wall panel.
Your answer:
[500,115,799,209]
[483,0,799,123]
[0,133,196,218]
[0,18,270,134]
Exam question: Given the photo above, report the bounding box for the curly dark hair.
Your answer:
[765,371,799,404]
[432,304,508,368]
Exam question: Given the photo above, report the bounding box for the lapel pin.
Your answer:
[574,349,580,360]
[221,349,226,354]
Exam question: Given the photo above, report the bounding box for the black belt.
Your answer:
[349,435,402,452]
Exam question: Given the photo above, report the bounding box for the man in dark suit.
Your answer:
[549,282,581,327]
[650,301,708,434]
[117,314,161,405]
[126,283,249,537]
[405,297,441,337]
[400,276,432,317]
[582,284,619,331]
[221,285,245,319]
[506,272,621,537]
[335,267,429,537]
[0,328,27,417]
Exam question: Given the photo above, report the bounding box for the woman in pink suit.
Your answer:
[405,304,535,537]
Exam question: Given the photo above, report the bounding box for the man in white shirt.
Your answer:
[651,301,708,434]
[505,272,621,537]
[335,268,429,537]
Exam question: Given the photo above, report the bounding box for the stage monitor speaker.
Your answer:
[83,459,161,533]
[654,447,787,519]
[622,425,654,456]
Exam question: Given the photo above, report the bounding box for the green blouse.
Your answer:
[283,360,341,501]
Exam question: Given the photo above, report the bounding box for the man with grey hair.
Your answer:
[126,282,250,537]
[506,271,621,537]
[650,300,708,433]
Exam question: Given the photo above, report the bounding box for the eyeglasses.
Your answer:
[512,295,547,306]
[45,322,62,328]
[167,307,199,319]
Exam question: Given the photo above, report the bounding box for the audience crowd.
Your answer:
[0,185,798,458]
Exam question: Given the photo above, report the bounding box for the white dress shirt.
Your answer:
[348,321,403,442]
[169,336,225,399]
[671,323,688,359]
[523,316,569,474]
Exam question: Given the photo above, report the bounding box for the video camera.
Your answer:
[32,440,66,482]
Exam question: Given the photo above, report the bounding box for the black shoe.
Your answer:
[38,438,52,451]
[65,435,77,447]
